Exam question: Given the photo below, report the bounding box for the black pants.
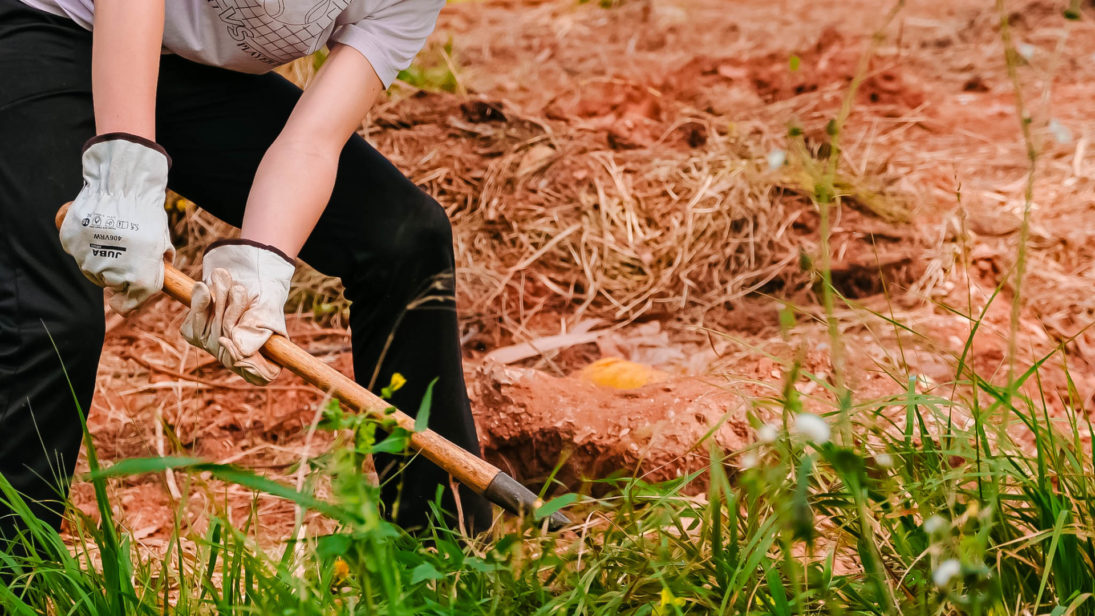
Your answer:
[0,0,491,541]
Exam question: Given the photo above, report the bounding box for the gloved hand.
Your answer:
[59,133,174,314]
[180,240,296,385]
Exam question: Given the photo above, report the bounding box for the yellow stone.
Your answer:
[579,357,666,390]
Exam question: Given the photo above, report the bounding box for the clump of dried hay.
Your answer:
[369,89,921,342]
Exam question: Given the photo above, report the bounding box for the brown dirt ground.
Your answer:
[66,0,1095,548]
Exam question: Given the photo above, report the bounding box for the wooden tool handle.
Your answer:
[56,203,568,530]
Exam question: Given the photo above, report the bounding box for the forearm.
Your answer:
[239,138,341,258]
[91,0,164,139]
[240,44,383,257]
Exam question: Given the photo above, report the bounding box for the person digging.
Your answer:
[0,0,494,552]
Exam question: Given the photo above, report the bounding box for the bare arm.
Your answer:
[240,44,384,258]
[91,0,164,139]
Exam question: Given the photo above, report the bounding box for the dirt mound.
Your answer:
[544,80,671,149]
[468,362,750,491]
[365,85,928,347]
[666,27,927,115]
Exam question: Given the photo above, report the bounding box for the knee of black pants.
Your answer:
[41,302,105,414]
[341,189,456,310]
[0,296,104,535]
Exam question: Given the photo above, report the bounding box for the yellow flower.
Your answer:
[333,557,350,581]
[389,372,407,392]
[654,587,686,614]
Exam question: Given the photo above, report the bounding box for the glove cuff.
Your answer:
[83,132,172,168]
[206,238,295,266]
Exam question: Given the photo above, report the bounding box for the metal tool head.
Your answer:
[483,472,570,531]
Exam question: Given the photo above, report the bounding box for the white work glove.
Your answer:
[59,134,174,314]
[180,240,296,385]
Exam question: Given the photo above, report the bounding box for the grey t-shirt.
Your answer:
[19,0,443,87]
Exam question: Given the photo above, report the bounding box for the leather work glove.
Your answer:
[180,240,296,385]
[59,134,174,314]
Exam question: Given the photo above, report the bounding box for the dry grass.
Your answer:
[162,0,1095,364]
[154,0,1095,408]
[178,0,937,351]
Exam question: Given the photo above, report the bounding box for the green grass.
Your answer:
[394,38,462,94]
[3,321,1095,614]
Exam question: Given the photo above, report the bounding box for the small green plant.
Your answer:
[395,38,462,94]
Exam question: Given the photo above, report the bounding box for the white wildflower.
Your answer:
[766,149,786,171]
[933,559,961,587]
[923,514,948,535]
[791,413,830,444]
[1049,118,1072,144]
[740,452,758,470]
[757,423,779,444]
[875,453,894,469]
[1017,42,1036,60]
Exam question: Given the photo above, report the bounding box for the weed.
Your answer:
[4,307,1095,613]
[396,38,463,94]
